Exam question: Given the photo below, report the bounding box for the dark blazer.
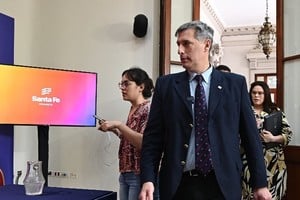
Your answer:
[141,69,267,200]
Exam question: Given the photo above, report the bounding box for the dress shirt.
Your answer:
[184,66,212,171]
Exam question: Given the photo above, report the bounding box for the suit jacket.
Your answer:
[140,69,267,200]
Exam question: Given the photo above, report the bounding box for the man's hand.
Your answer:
[139,182,154,200]
[253,187,272,200]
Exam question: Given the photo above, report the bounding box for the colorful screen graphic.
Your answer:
[0,64,97,126]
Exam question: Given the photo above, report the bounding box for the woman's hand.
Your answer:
[260,129,274,143]
[98,120,122,137]
[98,120,120,131]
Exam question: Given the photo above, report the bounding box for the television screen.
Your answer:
[0,64,97,126]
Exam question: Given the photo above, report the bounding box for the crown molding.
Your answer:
[223,25,277,36]
[201,0,225,33]
[223,26,261,36]
[221,34,259,47]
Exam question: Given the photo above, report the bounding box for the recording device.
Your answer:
[187,96,195,104]
[93,115,105,124]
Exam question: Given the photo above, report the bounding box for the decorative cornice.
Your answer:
[201,0,225,33]
[221,34,259,47]
[223,25,276,36]
[223,26,260,36]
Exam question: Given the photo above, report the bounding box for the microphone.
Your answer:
[187,96,194,104]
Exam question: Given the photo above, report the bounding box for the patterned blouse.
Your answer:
[118,101,150,174]
[241,108,293,200]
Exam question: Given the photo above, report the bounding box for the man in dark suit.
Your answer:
[139,21,271,200]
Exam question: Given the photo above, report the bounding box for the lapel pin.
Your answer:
[218,85,222,89]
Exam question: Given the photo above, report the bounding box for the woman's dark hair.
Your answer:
[122,67,154,98]
[249,81,277,113]
[215,65,231,72]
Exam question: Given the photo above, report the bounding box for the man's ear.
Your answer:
[205,39,212,50]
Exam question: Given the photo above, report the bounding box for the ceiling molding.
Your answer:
[223,26,261,36]
[201,0,225,33]
[223,25,277,36]
[221,34,259,47]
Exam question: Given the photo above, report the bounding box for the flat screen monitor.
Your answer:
[0,64,97,126]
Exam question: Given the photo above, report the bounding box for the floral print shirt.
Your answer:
[118,101,150,174]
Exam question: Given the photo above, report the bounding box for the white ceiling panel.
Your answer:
[208,0,276,27]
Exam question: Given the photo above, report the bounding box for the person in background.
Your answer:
[139,20,271,200]
[241,81,293,200]
[98,67,157,200]
[215,64,231,73]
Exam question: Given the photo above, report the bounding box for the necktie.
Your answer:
[194,75,212,175]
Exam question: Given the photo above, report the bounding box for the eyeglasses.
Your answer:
[251,91,264,95]
[118,81,132,89]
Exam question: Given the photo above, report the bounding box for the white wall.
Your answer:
[0,0,160,192]
[221,33,276,86]
[221,34,255,84]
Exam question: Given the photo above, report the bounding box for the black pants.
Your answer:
[173,170,224,200]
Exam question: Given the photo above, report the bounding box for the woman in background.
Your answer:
[241,81,293,200]
[98,67,157,200]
